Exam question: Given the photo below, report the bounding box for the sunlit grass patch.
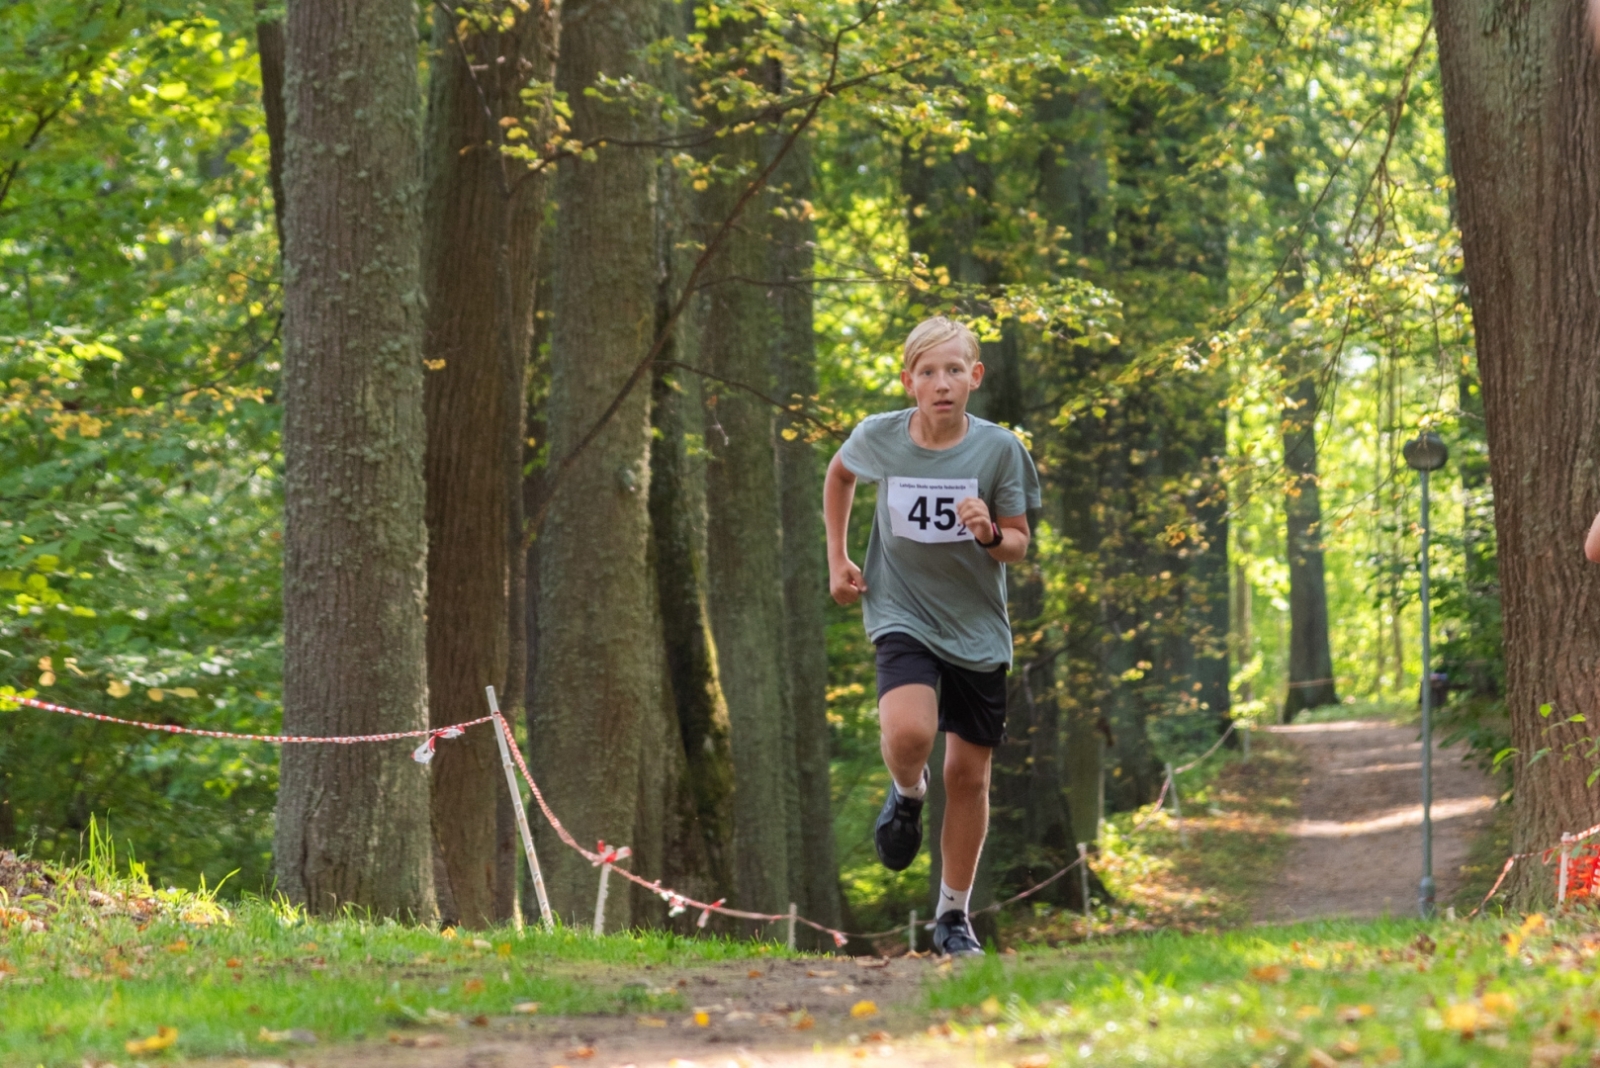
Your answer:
[925,911,1600,1067]
[0,847,787,1066]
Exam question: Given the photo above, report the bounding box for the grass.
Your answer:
[0,840,786,1067]
[921,910,1600,1067]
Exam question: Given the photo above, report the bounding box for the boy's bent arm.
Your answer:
[988,513,1030,564]
[825,452,867,603]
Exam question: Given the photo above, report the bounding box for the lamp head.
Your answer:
[1403,432,1449,472]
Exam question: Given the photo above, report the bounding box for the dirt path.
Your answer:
[1252,718,1498,922]
[216,957,1010,1068]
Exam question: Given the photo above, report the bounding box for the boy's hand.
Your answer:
[830,558,868,605]
[956,497,995,544]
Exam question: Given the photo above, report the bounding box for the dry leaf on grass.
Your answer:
[257,1027,316,1044]
[1338,1003,1375,1022]
[1250,964,1290,983]
[388,1032,446,1048]
[513,1001,540,1014]
[125,1026,178,1054]
[850,1000,879,1018]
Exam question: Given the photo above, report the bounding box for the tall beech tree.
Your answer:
[1435,0,1600,901]
[769,129,844,939]
[529,0,668,925]
[274,0,435,919]
[697,120,798,917]
[420,0,555,928]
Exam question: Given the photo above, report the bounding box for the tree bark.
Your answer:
[420,0,553,929]
[253,4,287,243]
[530,0,665,925]
[767,130,843,939]
[1435,0,1600,901]
[1280,367,1337,718]
[274,0,435,920]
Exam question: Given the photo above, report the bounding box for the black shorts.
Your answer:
[873,632,1007,748]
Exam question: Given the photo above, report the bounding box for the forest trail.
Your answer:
[1252,717,1499,922]
[245,957,998,1068]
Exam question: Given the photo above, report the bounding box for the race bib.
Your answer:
[886,477,980,543]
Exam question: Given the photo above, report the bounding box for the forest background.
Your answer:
[0,0,1521,935]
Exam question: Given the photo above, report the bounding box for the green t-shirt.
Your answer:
[838,409,1042,671]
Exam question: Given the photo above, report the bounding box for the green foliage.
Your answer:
[0,3,282,891]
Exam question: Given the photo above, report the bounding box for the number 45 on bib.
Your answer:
[887,477,979,544]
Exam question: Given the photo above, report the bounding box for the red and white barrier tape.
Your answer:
[1469,818,1600,917]
[8,692,1222,948]
[4,695,493,757]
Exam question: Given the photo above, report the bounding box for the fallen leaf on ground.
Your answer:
[258,1027,317,1044]
[748,969,763,978]
[164,940,189,954]
[566,1046,596,1059]
[1338,1004,1375,1022]
[469,1014,489,1027]
[463,977,485,993]
[513,1001,540,1014]
[806,969,837,978]
[1482,992,1516,1016]
[1295,1005,1322,1019]
[693,1010,710,1026]
[1307,1049,1338,1068]
[791,1011,815,1030]
[637,1016,666,1027]
[865,1030,891,1042]
[1443,1002,1481,1033]
[471,938,492,950]
[1250,964,1290,983]
[980,996,1002,1018]
[125,1026,178,1054]
[850,1000,879,1018]
[1017,1056,1051,1068]
[1335,1038,1360,1055]
[497,943,512,958]
[225,957,242,968]
[388,1032,446,1048]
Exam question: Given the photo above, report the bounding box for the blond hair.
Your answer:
[903,316,980,371]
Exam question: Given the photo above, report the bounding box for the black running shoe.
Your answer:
[931,909,984,957]
[873,768,928,871]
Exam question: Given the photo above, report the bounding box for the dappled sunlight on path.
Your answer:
[1253,718,1498,922]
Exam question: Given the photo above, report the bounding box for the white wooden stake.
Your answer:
[1077,842,1091,918]
[908,908,917,955]
[1166,762,1187,847]
[594,860,612,935]
[486,686,554,930]
[786,902,797,950]
[1559,834,1573,906]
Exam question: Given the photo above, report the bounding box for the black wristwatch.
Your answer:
[978,525,1004,549]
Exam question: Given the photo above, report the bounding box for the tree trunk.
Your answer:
[274,0,435,920]
[253,3,287,243]
[1280,367,1338,718]
[1435,0,1600,901]
[648,136,738,901]
[420,0,553,929]
[530,0,665,925]
[768,130,843,939]
[696,115,795,918]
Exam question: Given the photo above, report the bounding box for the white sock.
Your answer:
[893,768,927,801]
[938,880,972,916]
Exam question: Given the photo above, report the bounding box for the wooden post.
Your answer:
[908,909,917,955]
[1242,723,1251,763]
[1166,762,1187,848]
[593,860,612,935]
[1559,834,1573,906]
[785,902,797,950]
[487,686,554,930]
[1077,842,1091,918]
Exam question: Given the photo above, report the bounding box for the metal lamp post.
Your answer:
[1403,431,1448,919]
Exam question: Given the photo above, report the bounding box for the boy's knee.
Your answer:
[943,756,990,797]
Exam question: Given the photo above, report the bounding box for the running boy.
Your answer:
[823,316,1041,957]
